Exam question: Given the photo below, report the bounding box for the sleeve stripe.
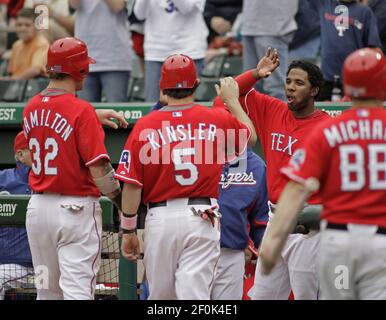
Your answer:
[280,167,306,185]
[244,88,254,116]
[86,154,110,166]
[114,174,143,187]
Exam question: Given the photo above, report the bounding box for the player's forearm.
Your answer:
[226,98,257,146]
[103,0,126,13]
[235,70,260,96]
[89,160,122,210]
[259,181,309,274]
[122,183,142,215]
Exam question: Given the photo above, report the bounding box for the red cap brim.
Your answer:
[88,57,96,64]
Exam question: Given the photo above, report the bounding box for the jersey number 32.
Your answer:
[29,137,58,175]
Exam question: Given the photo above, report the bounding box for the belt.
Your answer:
[326,222,386,235]
[32,191,44,194]
[148,197,212,209]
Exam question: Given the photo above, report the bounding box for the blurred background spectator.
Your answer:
[127,0,145,77]
[365,0,386,54]
[204,0,242,44]
[70,0,132,102]
[289,0,321,61]
[3,8,49,80]
[134,0,208,102]
[241,0,299,101]
[23,0,74,43]
[309,0,381,101]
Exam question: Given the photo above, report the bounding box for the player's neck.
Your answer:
[292,101,316,119]
[351,99,383,108]
[167,96,194,106]
[47,79,76,95]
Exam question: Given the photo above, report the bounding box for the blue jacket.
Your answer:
[0,162,32,267]
[218,150,268,250]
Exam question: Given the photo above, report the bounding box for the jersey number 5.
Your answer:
[172,147,198,186]
[29,137,58,175]
[339,144,386,191]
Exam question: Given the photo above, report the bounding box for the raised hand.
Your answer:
[214,77,240,106]
[253,47,280,80]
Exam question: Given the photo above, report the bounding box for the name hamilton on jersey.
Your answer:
[23,108,74,141]
[146,123,217,150]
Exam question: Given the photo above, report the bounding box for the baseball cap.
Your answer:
[13,131,28,154]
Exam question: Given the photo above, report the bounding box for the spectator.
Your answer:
[289,0,321,61]
[0,132,33,300]
[366,0,386,54]
[24,0,74,42]
[203,0,242,44]
[127,0,145,77]
[6,8,49,80]
[70,0,132,102]
[0,1,8,55]
[309,0,382,100]
[134,0,209,102]
[241,0,299,101]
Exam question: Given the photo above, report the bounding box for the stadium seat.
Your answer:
[128,77,145,102]
[0,59,8,77]
[0,80,26,102]
[23,78,49,101]
[221,56,243,77]
[200,55,226,78]
[195,77,218,102]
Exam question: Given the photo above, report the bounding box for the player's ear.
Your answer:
[310,86,319,98]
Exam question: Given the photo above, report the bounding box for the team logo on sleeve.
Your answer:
[119,150,131,173]
[289,149,306,171]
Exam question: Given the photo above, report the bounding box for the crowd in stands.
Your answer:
[0,0,385,103]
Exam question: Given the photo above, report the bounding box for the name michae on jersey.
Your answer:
[324,118,386,147]
[146,123,218,150]
[23,109,74,141]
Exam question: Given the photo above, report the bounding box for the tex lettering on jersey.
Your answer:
[271,132,298,156]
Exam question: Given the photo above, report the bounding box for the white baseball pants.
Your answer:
[249,231,320,300]
[319,221,386,300]
[26,194,102,300]
[143,198,220,300]
[211,248,245,300]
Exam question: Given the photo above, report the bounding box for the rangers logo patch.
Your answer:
[119,150,131,173]
[172,111,182,117]
[290,149,306,171]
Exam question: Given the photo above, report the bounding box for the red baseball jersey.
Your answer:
[115,104,250,204]
[214,70,330,204]
[281,107,386,227]
[22,90,109,196]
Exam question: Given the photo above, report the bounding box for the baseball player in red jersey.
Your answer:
[22,37,123,300]
[259,48,386,300]
[214,48,330,299]
[116,54,257,300]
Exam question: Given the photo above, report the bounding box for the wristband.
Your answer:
[120,212,137,230]
[120,227,137,234]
